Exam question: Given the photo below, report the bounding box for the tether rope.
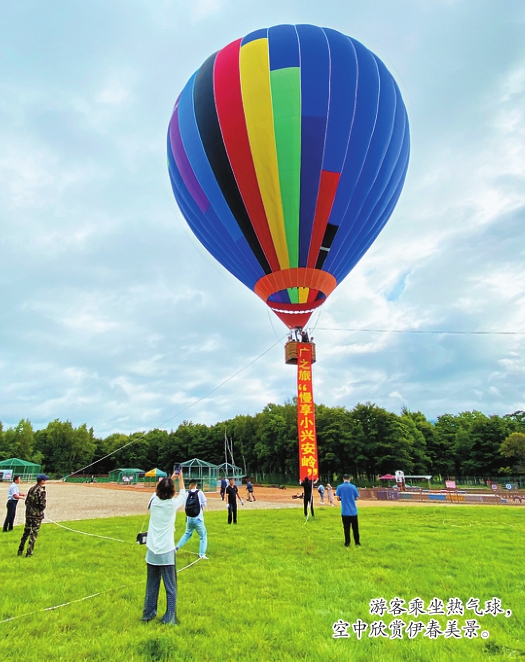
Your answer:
[64,336,286,480]
[44,515,128,543]
[0,585,128,624]
[0,555,204,625]
[315,326,525,335]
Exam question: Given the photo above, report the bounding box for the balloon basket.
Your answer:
[285,341,316,365]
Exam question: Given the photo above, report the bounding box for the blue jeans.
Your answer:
[142,563,177,624]
[176,517,207,555]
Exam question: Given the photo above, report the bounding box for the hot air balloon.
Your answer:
[167,24,410,481]
[167,24,410,330]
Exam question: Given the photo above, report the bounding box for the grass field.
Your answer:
[0,505,523,662]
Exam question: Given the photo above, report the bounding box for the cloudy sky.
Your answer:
[1,0,524,438]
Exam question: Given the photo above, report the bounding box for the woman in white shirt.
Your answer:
[142,472,186,625]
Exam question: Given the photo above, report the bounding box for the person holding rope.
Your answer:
[142,471,186,625]
[175,479,208,559]
[300,475,314,517]
[17,474,48,557]
[3,475,25,532]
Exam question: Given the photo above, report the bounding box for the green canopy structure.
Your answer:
[216,462,243,482]
[180,458,219,491]
[0,458,42,482]
[109,468,145,485]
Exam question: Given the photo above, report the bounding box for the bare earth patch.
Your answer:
[2,482,453,526]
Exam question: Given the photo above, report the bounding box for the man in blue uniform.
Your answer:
[3,475,25,532]
[335,474,360,547]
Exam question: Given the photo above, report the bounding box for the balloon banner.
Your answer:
[297,343,318,481]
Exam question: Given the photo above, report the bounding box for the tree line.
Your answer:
[1,403,524,481]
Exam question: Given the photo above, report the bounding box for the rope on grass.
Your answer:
[443,520,473,528]
[0,556,205,626]
[45,517,213,559]
[178,556,204,572]
[0,585,128,624]
[45,516,128,543]
[443,518,519,530]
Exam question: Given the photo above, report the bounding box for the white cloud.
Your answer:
[0,0,524,438]
[191,0,225,22]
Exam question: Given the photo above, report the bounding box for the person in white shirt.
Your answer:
[175,479,208,559]
[3,475,25,532]
[142,472,186,625]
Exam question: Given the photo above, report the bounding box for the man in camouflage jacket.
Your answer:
[18,474,49,557]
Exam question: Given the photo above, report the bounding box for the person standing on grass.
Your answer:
[17,474,48,557]
[336,474,360,547]
[317,482,325,504]
[142,472,186,625]
[226,478,242,524]
[175,479,208,559]
[326,483,334,507]
[300,475,314,517]
[246,478,256,502]
[220,476,227,501]
[3,475,25,532]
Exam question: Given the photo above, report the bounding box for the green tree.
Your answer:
[254,404,297,474]
[460,414,510,476]
[400,414,430,474]
[316,405,366,480]
[37,420,96,475]
[504,411,525,433]
[230,414,259,475]
[91,433,129,474]
[500,432,525,470]
[1,419,41,463]
[114,432,150,470]
[434,412,489,476]
[349,403,415,477]
[0,420,5,460]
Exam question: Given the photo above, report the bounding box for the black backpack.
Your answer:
[185,490,201,517]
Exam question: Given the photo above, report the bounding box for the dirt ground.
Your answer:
[1,482,452,526]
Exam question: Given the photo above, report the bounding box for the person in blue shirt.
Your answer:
[3,475,25,532]
[335,474,360,547]
[220,477,227,501]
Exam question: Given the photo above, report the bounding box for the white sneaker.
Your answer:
[199,554,209,559]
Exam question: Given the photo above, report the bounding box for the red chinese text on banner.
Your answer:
[297,343,318,481]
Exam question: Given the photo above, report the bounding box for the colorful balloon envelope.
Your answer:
[168,24,410,329]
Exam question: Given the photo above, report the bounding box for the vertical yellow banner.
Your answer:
[297,343,318,481]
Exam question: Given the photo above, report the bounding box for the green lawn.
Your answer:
[1,506,523,662]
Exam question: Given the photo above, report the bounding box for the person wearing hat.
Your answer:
[17,474,49,557]
[3,475,25,532]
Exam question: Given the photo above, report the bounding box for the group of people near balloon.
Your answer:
[140,470,360,625]
[4,468,360,626]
